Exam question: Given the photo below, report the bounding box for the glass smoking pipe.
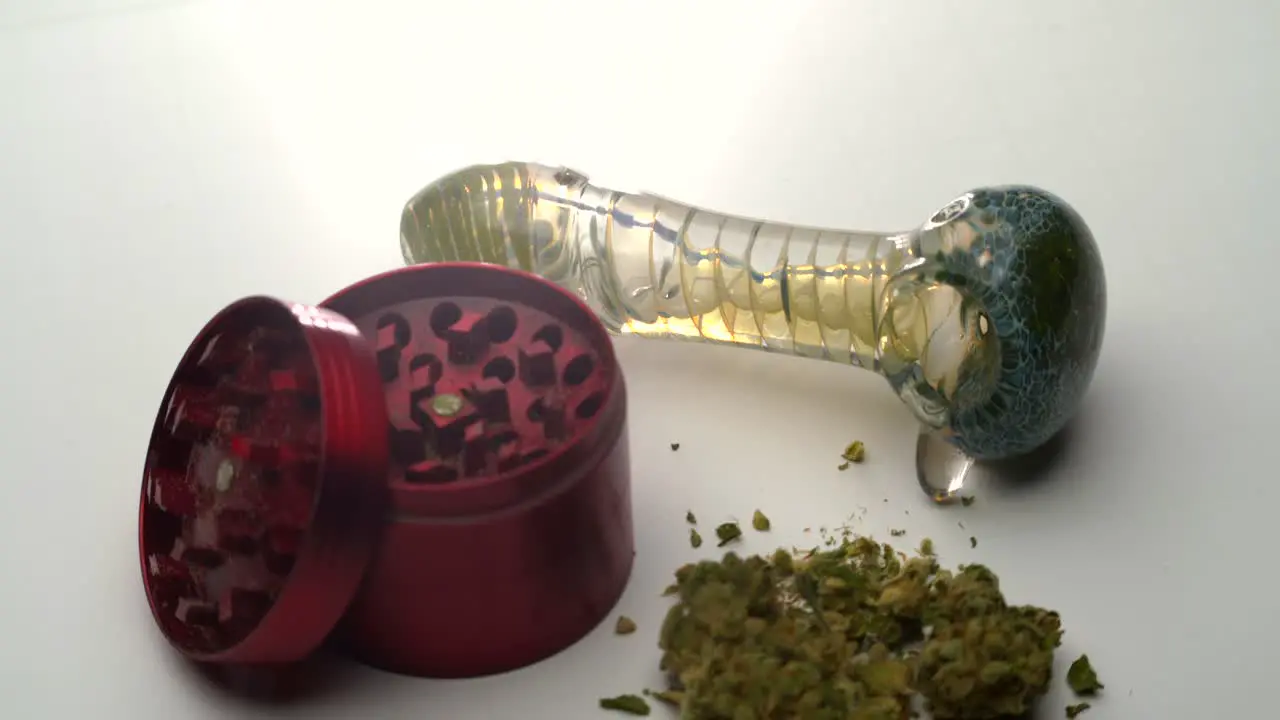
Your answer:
[397,163,1107,502]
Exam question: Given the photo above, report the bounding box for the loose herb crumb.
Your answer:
[614,615,637,635]
[1067,654,1104,695]
[643,689,683,706]
[919,537,935,556]
[685,510,697,524]
[961,496,976,507]
[751,510,771,532]
[841,440,867,464]
[599,694,650,715]
[890,529,907,537]
[689,528,703,548]
[970,536,978,548]
[1066,702,1092,718]
[670,443,680,451]
[714,522,742,547]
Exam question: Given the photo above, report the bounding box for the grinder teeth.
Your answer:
[142,318,325,652]
[371,298,608,486]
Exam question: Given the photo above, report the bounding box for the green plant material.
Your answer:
[656,531,1073,719]
[671,442,680,451]
[714,522,742,547]
[751,510,771,532]
[961,496,976,507]
[615,615,637,635]
[1067,654,1104,695]
[970,536,978,549]
[920,537,935,556]
[599,694,650,715]
[686,510,697,524]
[643,688,683,706]
[890,529,907,537]
[916,602,1063,718]
[842,440,867,463]
[1066,702,1092,718]
[690,528,703,548]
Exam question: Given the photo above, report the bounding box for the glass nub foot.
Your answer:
[915,426,976,503]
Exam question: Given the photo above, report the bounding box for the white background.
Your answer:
[1,1,1276,717]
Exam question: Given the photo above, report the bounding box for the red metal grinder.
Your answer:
[138,263,634,680]
[320,263,634,678]
[137,298,390,663]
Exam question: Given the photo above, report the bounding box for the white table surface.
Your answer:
[2,1,1277,717]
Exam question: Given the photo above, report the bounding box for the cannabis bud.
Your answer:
[652,530,1074,719]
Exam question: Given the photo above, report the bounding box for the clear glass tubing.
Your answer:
[398,162,1107,502]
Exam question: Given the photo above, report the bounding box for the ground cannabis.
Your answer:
[714,522,742,547]
[652,529,1071,719]
[671,443,681,451]
[615,615,637,635]
[600,694,651,715]
[961,496,976,507]
[1066,701,1091,717]
[1067,654,1103,695]
[687,511,698,524]
[969,536,978,549]
[690,528,704,548]
[644,688,684,706]
[890,529,907,537]
[752,510,771,532]
[842,440,867,464]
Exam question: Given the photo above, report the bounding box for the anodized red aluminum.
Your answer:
[320,263,635,678]
[138,297,390,663]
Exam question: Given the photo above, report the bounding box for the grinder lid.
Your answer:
[137,296,389,664]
